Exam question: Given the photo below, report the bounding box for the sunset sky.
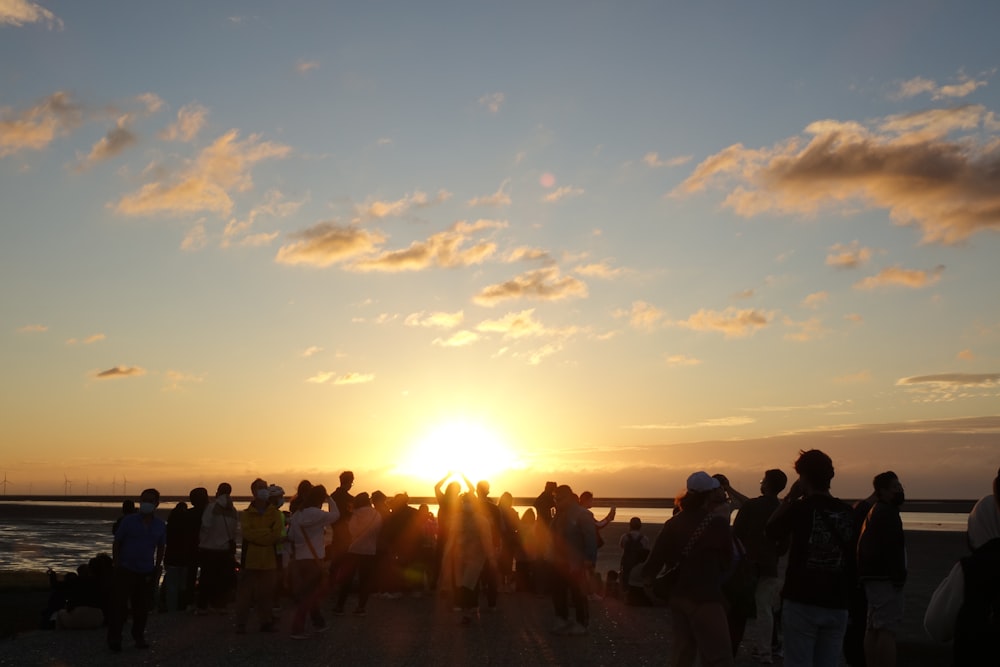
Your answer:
[2,1,998,501]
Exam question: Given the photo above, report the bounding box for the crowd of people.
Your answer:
[40,454,1000,666]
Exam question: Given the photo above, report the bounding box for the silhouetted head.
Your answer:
[306,484,328,508]
[216,482,232,497]
[354,492,371,508]
[579,491,594,508]
[521,507,536,523]
[339,471,354,489]
[544,481,557,493]
[139,488,160,515]
[678,472,720,512]
[794,450,835,493]
[121,500,136,514]
[499,491,513,508]
[189,487,209,508]
[555,484,576,510]
[476,480,491,499]
[445,481,461,498]
[873,471,904,506]
[629,517,641,530]
[761,469,788,496]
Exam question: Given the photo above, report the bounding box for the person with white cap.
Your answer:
[641,471,735,667]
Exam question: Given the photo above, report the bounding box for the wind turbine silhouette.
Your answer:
[122,475,128,499]
[111,475,117,496]
[63,474,72,496]
[1,473,9,496]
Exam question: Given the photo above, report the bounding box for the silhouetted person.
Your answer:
[549,485,596,636]
[235,477,282,633]
[112,500,135,536]
[197,483,238,613]
[107,488,165,652]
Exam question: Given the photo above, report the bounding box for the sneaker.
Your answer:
[290,632,310,640]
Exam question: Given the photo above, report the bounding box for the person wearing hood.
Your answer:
[924,472,1000,666]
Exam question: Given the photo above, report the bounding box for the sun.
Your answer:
[396,420,522,484]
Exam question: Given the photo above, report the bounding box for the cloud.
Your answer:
[833,370,871,384]
[732,288,755,300]
[301,346,323,357]
[542,186,584,203]
[66,333,105,345]
[163,370,204,391]
[475,309,560,340]
[573,261,623,279]
[479,92,505,113]
[504,246,554,265]
[623,416,756,430]
[296,60,320,74]
[78,115,136,168]
[673,105,1000,244]
[115,129,290,217]
[783,316,827,342]
[897,373,999,387]
[405,311,464,329]
[350,219,504,272]
[160,103,208,143]
[222,189,306,248]
[826,241,873,269]
[665,354,701,367]
[741,400,850,413]
[643,152,692,168]
[356,189,451,220]
[0,0,62,28]
[474,267,588,306]
[433,330,480,347]
[468,179,511,207]
[307,371,375,385]
[844,313,864,324]
[893,73,989,100]
[17,324,47,333]
[614,300,664,331]
[801,291,829,309]
[674,307,772,338]
[94,365,146,379]
[0,91,81,157]
[853,264,944,290]
[275,222,386,268]
[181,221,208,251]
[957,349,975,361]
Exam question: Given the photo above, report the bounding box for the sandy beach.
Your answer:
[0,522,969,666]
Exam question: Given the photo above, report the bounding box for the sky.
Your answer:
[1,1,999,501]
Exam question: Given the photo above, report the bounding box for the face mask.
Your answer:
[139,502,155,514]
[217,496,229,508]
[255,489,269,501]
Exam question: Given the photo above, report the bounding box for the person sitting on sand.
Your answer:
[924,476,1000,665]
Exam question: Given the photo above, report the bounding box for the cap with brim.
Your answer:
[686,471,721,493]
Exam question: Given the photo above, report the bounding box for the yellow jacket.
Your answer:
[239,504,282,570]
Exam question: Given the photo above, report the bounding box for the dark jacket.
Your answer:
[641,509,732,603]
[857,501,906,585]
[954,537,1000,666]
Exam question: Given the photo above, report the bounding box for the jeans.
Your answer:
[163,565,188,612]
[747,575,782,658]
[782,599,848,667]
[669,596,735,667]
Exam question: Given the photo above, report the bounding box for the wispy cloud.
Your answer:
[296,60,320,74]
[222,189,306,248]
[674,307,772,338]
[17,324,47,333]
[474,267,587,306]
[479,92,505,113]
[405,311,464,329]
[801,291,828,309]
[742,400,850,413]
[783,316,827,342]
[307,371,375,385]
[115,130,290,217]
[0,0,62,29]
[833,369,871,384]
[475,309,577,341]
[504,246,554,265]
[614,300,664,331]
[78,115,136,169]
[94,365,146,380]
[643,152,692,168]
[826,241,873,269]
[542,186,584,203]
[163,370,204,391]
[897,373,999,387]
[573,261,624,279]
[1,91,81,157]
[159,103,208,143]
[275,222,386,268]
[895,372,999,404]
[350,219,505,272]
[66,333,106,345]
[892,72,989,100]
[623,416,755,430]
[957,349,975,361]
[854,265,944,290]
[674,105,1000,244]
[468,179,511,207]
[356,189,451,220]
[665,354,701,367]
[433,331,480,347]
[301,346,323,357]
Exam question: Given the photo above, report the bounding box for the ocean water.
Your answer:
[0,501,969,572]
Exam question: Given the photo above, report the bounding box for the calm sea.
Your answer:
[0,500,969,572]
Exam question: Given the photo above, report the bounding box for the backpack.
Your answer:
[620,532,650,570]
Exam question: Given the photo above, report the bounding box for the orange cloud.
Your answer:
[675,307,772,338]
[94,366,146,379]
[474,267,587,306]
[614,300,664,331]
[405,311,464,329]
[0,0,62,29]
[542,186,584,203]
[115,130,290,217]
[674,105,1000,244]
[826,241,873,269]
[356,189,451,220]
[468,179,511,207]
[853,265,944,290]
[0,92,81,157]
[160,103,208,142]
[350,219,504,272]
[275,222,386,267]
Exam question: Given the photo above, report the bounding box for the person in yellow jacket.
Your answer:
[236,478,283,633]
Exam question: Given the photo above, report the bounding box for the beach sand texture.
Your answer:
[0,525,967,666]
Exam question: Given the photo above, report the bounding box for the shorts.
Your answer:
[863,580,904,632]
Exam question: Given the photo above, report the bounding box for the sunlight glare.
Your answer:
[396,420,522,484]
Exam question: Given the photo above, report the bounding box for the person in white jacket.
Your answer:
[288,484,340,638]
[924,490,1000,660]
